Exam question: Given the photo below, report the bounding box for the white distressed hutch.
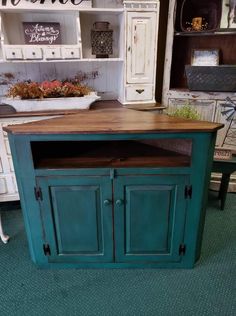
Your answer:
[0,0,160,203]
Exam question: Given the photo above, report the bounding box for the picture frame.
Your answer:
[23,22,61,45]
[191,49,220,66]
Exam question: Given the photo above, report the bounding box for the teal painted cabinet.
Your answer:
[36,173,188,265]
[4,108,223,268]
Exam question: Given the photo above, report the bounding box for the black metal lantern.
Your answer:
[91,22,113,58]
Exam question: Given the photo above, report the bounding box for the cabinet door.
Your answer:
[114,175,188,263]
[37,176,113,263]
[126,12,156,84]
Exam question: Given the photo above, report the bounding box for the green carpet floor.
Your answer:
[0,192,235,316]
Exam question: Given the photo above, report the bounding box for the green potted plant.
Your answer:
[166,104,201,120]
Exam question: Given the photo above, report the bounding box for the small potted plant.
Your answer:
[3,80,100,112]
[166,104,201,120]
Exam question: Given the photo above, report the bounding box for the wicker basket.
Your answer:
[185,65,236,92]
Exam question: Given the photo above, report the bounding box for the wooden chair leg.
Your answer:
[218,173,231,211]
[0,212,10,244]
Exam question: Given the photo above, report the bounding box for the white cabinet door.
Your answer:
[126,12,157,84]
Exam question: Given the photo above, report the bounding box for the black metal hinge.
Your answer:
[110,169,116,180]
[179,244,186,256]
[43,244,51,256]
[34,186,43,201]
[185,185,192,199]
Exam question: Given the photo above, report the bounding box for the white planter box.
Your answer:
[3,94,101,112]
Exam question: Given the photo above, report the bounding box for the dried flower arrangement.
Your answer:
[7,80,92,100]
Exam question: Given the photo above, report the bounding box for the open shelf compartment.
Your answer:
[170,34,236,90]
[31,139,192,169]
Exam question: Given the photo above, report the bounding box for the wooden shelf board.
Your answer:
[0,58,124,64]
[0,8,124,14]
[80,8,124,14]
[168,87,236,94]
[175,31,236,37]
[35,156,190,169]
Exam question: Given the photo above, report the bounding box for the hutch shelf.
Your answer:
[4,107,223,268]
[0,0,160,104]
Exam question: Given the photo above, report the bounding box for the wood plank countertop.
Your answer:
[0,100,164,118]
[3,106,224,135]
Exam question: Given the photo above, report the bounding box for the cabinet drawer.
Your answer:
[0,177,7,194]
[44,47,61,59]
[126,85,153,101]
[0,175,18,195]
[23,47,43,60]
[5,47,23,60]
[62,47,80,59]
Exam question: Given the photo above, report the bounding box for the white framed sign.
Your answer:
[191,49,220,66]
[0,0,92,10]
